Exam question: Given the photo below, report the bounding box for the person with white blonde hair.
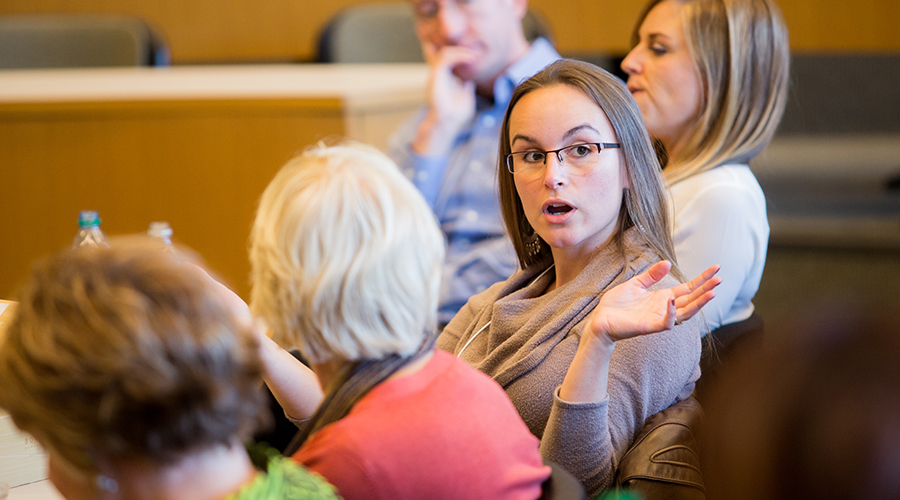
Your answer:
[248,142,552,500]
[622,0,790,331]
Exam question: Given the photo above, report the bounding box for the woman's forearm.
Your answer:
[558,332,615,403]
[256,331,324,420]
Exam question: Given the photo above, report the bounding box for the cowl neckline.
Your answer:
[457,228,659,388]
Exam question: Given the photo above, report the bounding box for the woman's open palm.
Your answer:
[587,261,721,343]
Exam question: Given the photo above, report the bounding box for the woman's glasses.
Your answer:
[506,142,620,176]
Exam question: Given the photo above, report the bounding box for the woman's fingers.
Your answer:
[633,259,673,289]
[674,274,722,309]
[669,265,721,325]
[672,264,721,298]
[675,290,717,324]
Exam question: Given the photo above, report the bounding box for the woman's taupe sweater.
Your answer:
[438,230,702,496]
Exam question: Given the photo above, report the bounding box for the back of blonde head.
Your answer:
[250,143,445,364]
[634,0,790,184]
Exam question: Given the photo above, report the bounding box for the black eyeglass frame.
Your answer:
[505,142,621,174]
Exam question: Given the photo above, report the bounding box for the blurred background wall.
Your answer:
[1,0,897,64]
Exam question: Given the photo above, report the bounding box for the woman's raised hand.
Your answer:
[586,261,721,343]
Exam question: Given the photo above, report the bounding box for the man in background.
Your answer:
[389,0,560,325]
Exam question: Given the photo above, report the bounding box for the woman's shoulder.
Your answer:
[670,163,766,217]
[672,163,764,198]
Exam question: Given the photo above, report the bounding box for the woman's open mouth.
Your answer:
[542,201,575,222]
[546,203,573,215]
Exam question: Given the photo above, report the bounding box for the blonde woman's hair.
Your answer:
[0,240,266,476]
[632,0,790,184]
[498,59,679,276]
[249,142,445,365]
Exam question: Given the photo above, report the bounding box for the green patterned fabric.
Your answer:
[594,490,644,500]
[227,449,340,500]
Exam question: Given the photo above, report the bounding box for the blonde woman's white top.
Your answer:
[668,163,769,331]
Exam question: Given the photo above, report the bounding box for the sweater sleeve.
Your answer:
[539,297,702,496]
[540,391,614,492]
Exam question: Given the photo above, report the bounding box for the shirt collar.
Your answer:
[492,38,561,106]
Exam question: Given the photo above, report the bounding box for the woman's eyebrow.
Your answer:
[563,124,600,140]
[511,133,539,144]
[646,32,672,44]
[511,124,601,146]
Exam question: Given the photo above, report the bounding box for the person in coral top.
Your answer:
[247,143,550,500]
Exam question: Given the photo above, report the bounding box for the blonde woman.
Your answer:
[248,143,552,500]
[622,0,790,331]
[0,241,338,500]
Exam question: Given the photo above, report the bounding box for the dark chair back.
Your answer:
[317,2,554,63]
[541,460,588,500]
[0,14,169,69]
[697,312,764,400]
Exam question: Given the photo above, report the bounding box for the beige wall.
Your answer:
[2,0,898,63]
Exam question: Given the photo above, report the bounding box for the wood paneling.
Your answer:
[777,0,900,52]
[1,0,897,64]
[0,0,400,63]
[0,65,427,299]
[0,103,345,298]
[531,0,900,55]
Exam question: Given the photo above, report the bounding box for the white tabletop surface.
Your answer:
[0,64,428,107]
[8,481,63,500]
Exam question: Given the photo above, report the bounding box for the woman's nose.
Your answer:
[543,153,567,189]
[621,47,642,75]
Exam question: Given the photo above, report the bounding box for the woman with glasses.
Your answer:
[621,0,790,331]
[438,59,720,496]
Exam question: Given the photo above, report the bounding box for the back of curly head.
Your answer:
[0,240,266,476]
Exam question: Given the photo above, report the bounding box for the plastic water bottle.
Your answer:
[72,210,109,248]
[147,221,173,246]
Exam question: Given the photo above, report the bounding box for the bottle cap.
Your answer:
[78,210,101,228]
[148,221,173,239]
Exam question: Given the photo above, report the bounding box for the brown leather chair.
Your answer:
[613,395,706,500]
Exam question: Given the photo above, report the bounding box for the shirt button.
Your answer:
[482,115,496,127]
[465,210,479,222]
[470,160,482,172]
[416,171,429,182]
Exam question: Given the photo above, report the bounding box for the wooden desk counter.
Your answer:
[0,64,428,299]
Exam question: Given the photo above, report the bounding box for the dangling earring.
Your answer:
[525,228,542,257]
